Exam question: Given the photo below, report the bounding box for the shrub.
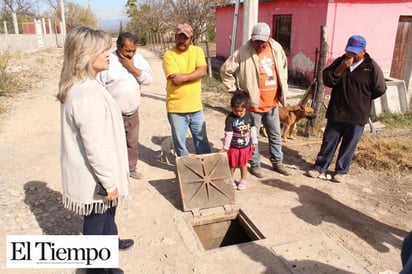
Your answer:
[0,51,11,97]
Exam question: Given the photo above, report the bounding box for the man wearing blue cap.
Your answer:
[307,35,387,183]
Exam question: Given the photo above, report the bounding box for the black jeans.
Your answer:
[83,206,118,235]
[401,231,412,274]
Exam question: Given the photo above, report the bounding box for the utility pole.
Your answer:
[12,13,18,34]
[242,0,258,45]
[312,25,328,126]
[230,0,240,55]
[60,0,66,38]
[231,0,258,52]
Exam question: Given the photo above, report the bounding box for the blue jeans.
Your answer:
[249,107,283,166]
[313,121,364,174]
[167,111,211,156]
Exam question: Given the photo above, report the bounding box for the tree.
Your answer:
[1,0,36,33]
[163,0,230,43]
[119,20,123,34]
[1,0,34,15]
[125,0,168,42]
[64,2,97,28]
[126,0,231,44]
[43,0,98,29]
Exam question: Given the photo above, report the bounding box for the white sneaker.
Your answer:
[130,171,143,180]
[237,179,247,190]
[307,169,320,178]
[307,170,331,180]
[333,173,346,183]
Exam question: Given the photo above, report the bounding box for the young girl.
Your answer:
[222,91,258,190]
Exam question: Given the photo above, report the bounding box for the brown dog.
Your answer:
[279,105,316,142]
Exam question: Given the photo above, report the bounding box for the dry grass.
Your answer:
[0,51,13,97]
[356,129,412,174]
[0,48,63,115]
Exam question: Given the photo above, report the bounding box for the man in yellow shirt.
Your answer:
[162,23,211,156]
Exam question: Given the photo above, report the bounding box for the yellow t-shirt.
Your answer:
[163,45,207,113]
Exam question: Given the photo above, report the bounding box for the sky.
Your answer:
[71,0,127,20]
[45,0,128,30]
[71,0,128,30]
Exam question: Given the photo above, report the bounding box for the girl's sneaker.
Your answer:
[232,180,238,190]
[238,179,247,190]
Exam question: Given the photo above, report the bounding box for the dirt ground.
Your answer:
[0,47,411,274]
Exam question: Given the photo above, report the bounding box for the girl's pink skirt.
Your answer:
[227,146,252,168]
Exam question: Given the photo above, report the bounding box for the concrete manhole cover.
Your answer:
[176,152,235,211]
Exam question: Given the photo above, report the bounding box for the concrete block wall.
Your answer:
[371,78,409,118]
[0,34,64,53]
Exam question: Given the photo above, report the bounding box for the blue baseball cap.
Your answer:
[345,35,366,54]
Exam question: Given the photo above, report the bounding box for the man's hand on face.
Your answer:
[342,55,354,68]
[118,51,135,71]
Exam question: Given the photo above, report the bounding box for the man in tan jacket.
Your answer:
[220,22,290,178]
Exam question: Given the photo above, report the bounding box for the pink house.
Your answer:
[216,0,412,88]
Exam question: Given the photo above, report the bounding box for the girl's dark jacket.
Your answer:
[322,52,387,125]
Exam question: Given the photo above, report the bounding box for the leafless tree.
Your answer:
[42,0,98,28]
[1,0,35,15]
[126,0,168,35]
[43,0,58,10]
[126,0,231,44]
[163,0,230,43]
[64,2,97,28]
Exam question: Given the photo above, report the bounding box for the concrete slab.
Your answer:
[272,235,371,274]
[372,78,409,117]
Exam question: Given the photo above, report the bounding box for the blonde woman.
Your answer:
[58,26,132,274]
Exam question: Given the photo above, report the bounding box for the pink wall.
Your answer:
[325,1,408,74]
[216,0,412,82]
[216,5,244,57]
[216,2,329,60]
[216,0,329,82]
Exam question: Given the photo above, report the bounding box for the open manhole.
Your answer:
[176,153,265,251]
